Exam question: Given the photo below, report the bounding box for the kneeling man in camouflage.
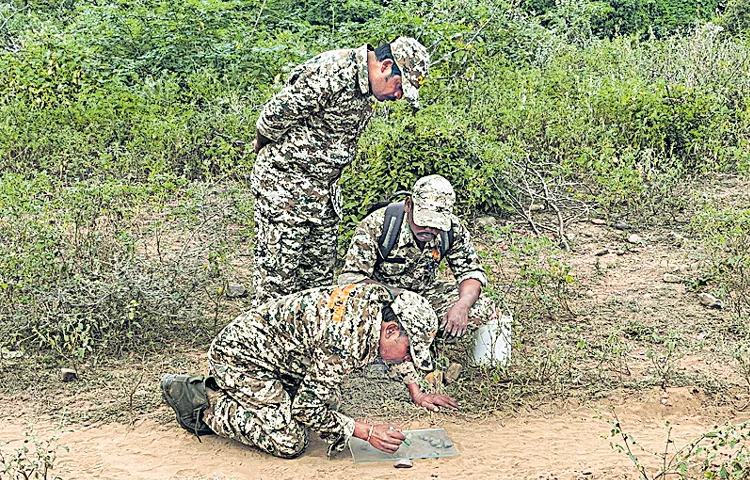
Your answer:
[160,283,458,458]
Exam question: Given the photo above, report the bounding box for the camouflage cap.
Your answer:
[390,37,429,108]
[390,290,438,371]
[411,174,456,232]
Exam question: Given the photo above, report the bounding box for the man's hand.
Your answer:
[253,138,260,154]
[410,390,460,412]
[442,301,470,337]
[368,424,406,453]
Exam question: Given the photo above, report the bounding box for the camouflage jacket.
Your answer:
[339,206,488,292]
[251,45,375,221]
[209,283,393,453]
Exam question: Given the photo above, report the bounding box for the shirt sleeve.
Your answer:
[386,360,421,385]
[338,211,383,286]
[446,219,488,286]
[290,351,356,455]
[256,61,332,143]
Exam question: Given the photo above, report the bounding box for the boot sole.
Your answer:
[160,373,213,436]
[160,374,193,433]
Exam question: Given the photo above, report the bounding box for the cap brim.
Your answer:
[412,204,451,231]
[401,80,419,108]
[409,342,434,371]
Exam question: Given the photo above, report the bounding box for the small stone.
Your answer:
[565,232,576,241]
[594,249,609,256]
[668,264,687,273]
[444,363,462,385]
[627,234,642,244]
[590,218,606,225]
[585,290,594,297]
[61,368,78,382]
[529,203,545,211]
[443,439,454,448]
[365,360,389,375]
[430,439,442,447]
[663,273,682,283]
[615,220,631,230]
[476,216,498,228]
[0,349,23,359]
[667,231,685,244]
[698,293,723,308]
[226,283,247,298]
[394,459,413,468]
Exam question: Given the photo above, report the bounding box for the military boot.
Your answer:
[160,373,214,436]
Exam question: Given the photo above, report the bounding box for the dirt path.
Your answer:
[3,176,748,479]
[2,387,744,480]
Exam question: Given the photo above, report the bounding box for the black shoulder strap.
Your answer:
[439,226,455,259]
[377,202,405,263]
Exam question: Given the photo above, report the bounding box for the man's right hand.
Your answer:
[411,391,460,412]
[368,424,406,453]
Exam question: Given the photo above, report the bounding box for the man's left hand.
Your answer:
[411,391,460,412]
[442,302,470,337]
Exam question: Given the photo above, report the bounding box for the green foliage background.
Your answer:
[2,0,750,359]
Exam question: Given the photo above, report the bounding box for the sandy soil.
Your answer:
[1,387,745,480]
[3,175,748,479]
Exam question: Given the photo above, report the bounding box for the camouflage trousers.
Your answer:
[202,349,309,459]
[252,195,339,306]
[420,279,500,332]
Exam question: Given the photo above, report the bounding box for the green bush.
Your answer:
[692,205,750,320]
[2,0,750,360]
[0,174,254,360]
[522,0,725,38]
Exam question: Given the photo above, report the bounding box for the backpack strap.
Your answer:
[377,202,405,264]
[377,201,455,263]
[438,226,455,259]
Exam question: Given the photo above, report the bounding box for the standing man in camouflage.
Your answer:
[251,37,430,305]
[160,284,458,459]
[339,174,498,342]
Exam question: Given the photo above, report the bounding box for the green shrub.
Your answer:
[0,174,254,360]
[692,205,750,319]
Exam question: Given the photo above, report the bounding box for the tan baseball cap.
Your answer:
[390,290,438,371]
[390,37,430,108]
[411,174,456,232]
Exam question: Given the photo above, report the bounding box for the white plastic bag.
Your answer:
[472,314,512,367]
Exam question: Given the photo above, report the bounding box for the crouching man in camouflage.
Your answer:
[339,174,499,339]
[160,284,458,459]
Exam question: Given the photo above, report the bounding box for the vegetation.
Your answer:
[600,409,750,479]
[2,1,750,476]
[0,426,67,480]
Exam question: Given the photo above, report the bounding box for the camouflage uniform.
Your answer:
[201,284,437,458]
[251,38,430,305]
[338,176,499,383]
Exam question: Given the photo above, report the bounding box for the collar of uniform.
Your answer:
[356,44,373,96]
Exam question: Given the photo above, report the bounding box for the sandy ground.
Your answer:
[2,387,745,480]
[3,176,748,479]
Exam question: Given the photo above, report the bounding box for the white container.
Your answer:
[472,314,512,367]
